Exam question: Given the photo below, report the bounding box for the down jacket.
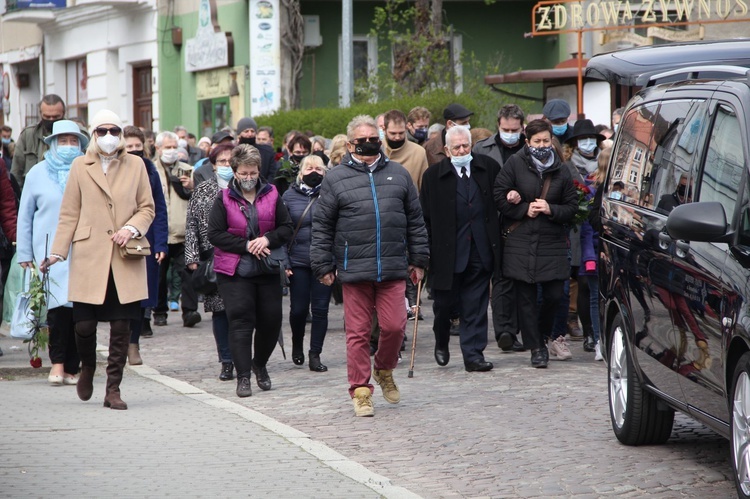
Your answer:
[282,181,320,268]
[494,147,577,283]
[310,152,429,283]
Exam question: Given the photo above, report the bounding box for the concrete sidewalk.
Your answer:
[0,332,418,498]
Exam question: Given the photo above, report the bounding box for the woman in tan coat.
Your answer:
[43,110,155,410]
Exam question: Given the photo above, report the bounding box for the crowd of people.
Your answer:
[0,92,621,416]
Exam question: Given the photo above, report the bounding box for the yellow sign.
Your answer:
[534,0,749,33]
[196,69,231,100]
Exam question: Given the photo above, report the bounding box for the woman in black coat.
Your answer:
[494,119,577,368]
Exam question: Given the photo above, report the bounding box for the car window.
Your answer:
[651,99,709,215]
[698,103,744,221]
[608,103,658,205]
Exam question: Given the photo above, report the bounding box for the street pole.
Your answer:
[341,0,353,107]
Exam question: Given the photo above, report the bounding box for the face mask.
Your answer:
[578,138,597,155]
[302,171,324,188]
[452,122,471,131]
[177,139,188,149]
[161,148,179,164]
[1,138,10,145]
[238,177,258,192]
[41,119,58,134]
[613,124,619,133]
[216,166,234,181]
[528,145,553,163]
[450,153,472,168]
[291,154,307,164]
[677,184,687,196]
[353,141,381,157]
[239,136,256,146]
[56,145,82,163]
[413,128,428,142]
[500,132,520,145]
[610,191,622,200]
[552,123,568,136]
[128,150,144,158]
[98,134,120,155]
[386,138,405,150]
[378,129,385,141]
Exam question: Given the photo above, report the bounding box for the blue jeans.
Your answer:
[289,266,332,354]
[212,310,231,363]
[587,275,600,343]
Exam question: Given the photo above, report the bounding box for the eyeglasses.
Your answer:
[235,172,257,179]
[215,159,231,166]
[94,127,122,137]
[349,137,381,145]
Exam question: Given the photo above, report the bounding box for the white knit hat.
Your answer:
[89,109,123,133]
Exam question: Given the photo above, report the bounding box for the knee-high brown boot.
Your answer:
[75,320,98,402]
[103,320,130,410]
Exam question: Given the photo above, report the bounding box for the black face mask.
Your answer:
[128,150,145,158]
[677,184,687,196]
[239,136,256,146]
[387,138,406,150]
[353,141,381,157]
[41,119,58,134]
[413,128,428,143]
[149,145,156,157]
[291,154,307,164]
[302,171,324,188]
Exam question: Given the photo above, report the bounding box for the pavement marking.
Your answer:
[129,363,422,499]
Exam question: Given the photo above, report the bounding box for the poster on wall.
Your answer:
[249,0,281,116]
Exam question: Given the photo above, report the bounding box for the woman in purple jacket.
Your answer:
[207,145,293,398]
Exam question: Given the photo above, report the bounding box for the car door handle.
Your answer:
[675,240,690,252]
[658,232,672,250]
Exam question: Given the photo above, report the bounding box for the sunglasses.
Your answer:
[94,127,122,137]
[349,137,381,145]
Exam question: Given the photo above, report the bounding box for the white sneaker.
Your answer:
[594,341,604,361]
[548,336,572,360]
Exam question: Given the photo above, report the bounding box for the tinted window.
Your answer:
[698,103,744,220]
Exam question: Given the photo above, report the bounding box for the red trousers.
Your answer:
[342,280,406,397]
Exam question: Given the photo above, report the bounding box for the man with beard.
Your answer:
[406,106,431,145]
[473,104,526,167]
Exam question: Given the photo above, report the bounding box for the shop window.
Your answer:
[199,97,230,139]
[339,35,377,104]
[66,58,87,125]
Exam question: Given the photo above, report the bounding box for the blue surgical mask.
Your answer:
[500,131,520,145]
[578,138,597,155]
[450,153,472,168]
[1,138,10,145]
[56,145,83,164]
[378,129,385,141]
[552,123,568,136]
[216,166,234,181]
[613,124,619,133]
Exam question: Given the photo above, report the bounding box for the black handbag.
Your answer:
[192,251,218,295]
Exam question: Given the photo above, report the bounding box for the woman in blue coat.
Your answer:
[17,120,88,385]
[123,126,169,365]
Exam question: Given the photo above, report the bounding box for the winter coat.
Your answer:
[140,157,169,308]
[0,158,17,242]
[420,154,502,290]
[310,153,429,283]
[384,139,429,191]
[472,133,525,168]
[185,174,225,312]
[10,121,88,187]
[50,148,155,305]
[579,176,600,276]
[494,147,577,283]
[155,158,192,244]
[16,160,71,308]
[423,130,447,166]
[207,178,293,277]
[282,182,320,268]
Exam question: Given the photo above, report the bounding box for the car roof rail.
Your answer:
[646,65,750,87]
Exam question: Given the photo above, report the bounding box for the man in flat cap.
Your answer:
[423,103,473,166]
[542,99,573,144]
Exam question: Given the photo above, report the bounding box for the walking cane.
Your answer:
[408,279,423,378]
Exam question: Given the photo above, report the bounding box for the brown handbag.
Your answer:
[119,237,151,259]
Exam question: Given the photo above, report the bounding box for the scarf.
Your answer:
[44,144,82,191]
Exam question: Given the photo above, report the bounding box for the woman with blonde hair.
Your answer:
[43,110,155,410]
[327,134,348,167]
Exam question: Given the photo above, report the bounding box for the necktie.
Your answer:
[461,166,470,193]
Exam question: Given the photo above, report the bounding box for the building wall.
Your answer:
[0,21,43,132]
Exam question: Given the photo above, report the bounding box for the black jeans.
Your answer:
[289,266,332,354]
[491,275,518,341]
[515,280,564,351]
[217,273,281,379]
[155,243,198,315]
[47,307,80,375]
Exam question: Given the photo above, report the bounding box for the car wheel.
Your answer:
[730,352,750,499]
[608,314,674,445]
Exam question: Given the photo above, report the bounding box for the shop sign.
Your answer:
[13,0,66,8]
[196,68,231,100]
[249,0,281,115]
[185,0,234,73]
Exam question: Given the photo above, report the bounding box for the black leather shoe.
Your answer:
[252,362,272,391]
[182,311,202,328]
[512,338,526,352]
[449,318,460,336]
[583,336,596,352]
[434,346,450,366]
[531,348,548,368]
[141,318,153,337]
[236,377,252,397]
[153,314,167,327]
[308,352,328,372]
[465,360,493,372]
[292,345,305,366]
[497,332,514,352]
[220,362,234,381]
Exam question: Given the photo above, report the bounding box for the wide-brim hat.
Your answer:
[566,119,605,144]
[44,119,89,149]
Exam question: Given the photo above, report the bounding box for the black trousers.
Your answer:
[515,280,564,351]
[155,242,198,315]
[490,275,518,341]
[47,307,79,375]
[217,273,282,379]
[432,252,492,364]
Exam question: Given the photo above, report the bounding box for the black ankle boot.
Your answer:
[292,339,304,366]
[308,351,328,372]
[219,362,234,381]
